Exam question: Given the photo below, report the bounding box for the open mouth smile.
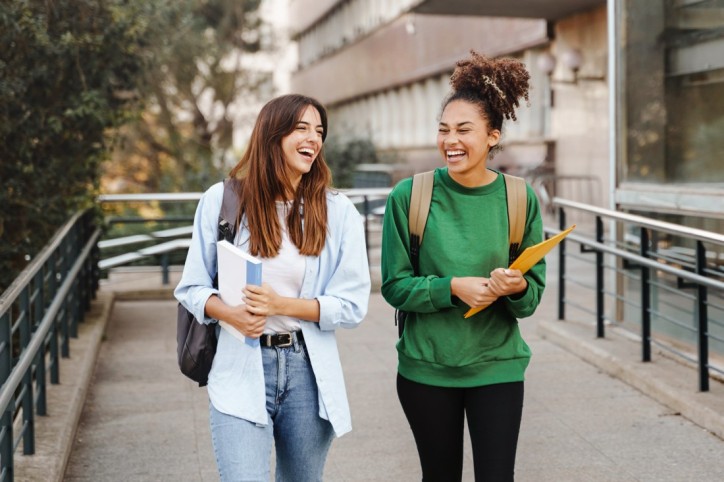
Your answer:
[297,147,315,159]
[446,149,466,161]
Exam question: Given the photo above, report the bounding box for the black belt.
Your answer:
[260,331,304,348]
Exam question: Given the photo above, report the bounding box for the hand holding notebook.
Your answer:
[217,240,263,345]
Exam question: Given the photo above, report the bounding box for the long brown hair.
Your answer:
[229,94,331,258]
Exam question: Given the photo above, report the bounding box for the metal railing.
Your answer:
[97,187,392,284]
[551,198,724,392]
[530,173,602,216]
[6,188,719,481]
[0,210,100,481]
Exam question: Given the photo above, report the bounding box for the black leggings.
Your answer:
[397,374,524,482]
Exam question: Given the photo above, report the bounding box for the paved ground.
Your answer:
[13,247,724,481]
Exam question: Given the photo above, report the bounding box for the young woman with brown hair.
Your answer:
[176,94,371,481]
[381,51,546,481]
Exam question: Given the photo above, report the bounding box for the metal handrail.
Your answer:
[96,187,393,282]
[97,187,393,204]
[548,229,724,291]
[552,198,723,393]
[553,197,724,246]
[0,210,99,482]
[0,230,100,412]
[0,211,85,316]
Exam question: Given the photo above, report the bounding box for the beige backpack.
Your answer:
[396,171,527,336]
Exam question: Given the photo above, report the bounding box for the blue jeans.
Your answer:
[209,338,335,482]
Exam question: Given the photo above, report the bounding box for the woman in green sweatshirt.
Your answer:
[381,51,546,481]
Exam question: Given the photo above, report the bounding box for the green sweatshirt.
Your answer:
[381,168,546,388]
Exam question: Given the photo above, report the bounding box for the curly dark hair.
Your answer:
[443,50,530,154]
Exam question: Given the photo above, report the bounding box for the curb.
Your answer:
[114,288,175,301]
[14,290,115,482]
[538,318,724,441]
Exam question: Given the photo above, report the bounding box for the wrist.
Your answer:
[508,281,528,299]
[275,297,288,317]
[450,277,458,297]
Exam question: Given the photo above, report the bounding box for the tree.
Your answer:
[0,0,153,292]
[102,0,271,194]
[324,137,380,188]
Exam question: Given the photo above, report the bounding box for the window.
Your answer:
[622,0,724,185]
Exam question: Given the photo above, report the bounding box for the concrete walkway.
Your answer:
[50,265,723,482]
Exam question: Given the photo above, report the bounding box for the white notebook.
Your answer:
[217,240,262,346]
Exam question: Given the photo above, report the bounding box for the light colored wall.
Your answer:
[291,14,547,105]
[292,2,611,201]
[328,73,449,150]
[288,0,342,36]
[325,46,557,175]
[549,5,610,208]
[296,0,419,68]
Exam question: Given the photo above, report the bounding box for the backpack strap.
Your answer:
[409,171,435,245]
[218,178,241,242]
[503,173,527,264]
[408,171,434,275]
[407,171,526,270]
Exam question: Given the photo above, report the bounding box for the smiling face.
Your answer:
[437,100,500,187]
[281,105,325,189]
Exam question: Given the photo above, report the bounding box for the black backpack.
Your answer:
[177,179,240,386]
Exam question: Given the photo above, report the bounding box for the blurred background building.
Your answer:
[286,0,723,231]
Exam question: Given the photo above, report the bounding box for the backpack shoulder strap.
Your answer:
[218,178,241,242]
[408,171,434,275]
[503,173,527,262]
[409,171,435,245]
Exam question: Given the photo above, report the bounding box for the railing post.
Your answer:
[71,222,82,335]
[86,256,94,308]
[21,338,35,456]
[34,269,48,415]
[50,311,60,384]
[49,251,60,383]
[558,207,566,320]
[596,216,605,338]
[161,253,170,285]
[695,241,709,392]
[19,289,36,454]
[36,349,47,416]
[363,196,370,261]
[70,277,79,338]
[0,313,11,470]
[0,312,11,388]
[60,236,71,358]
[1,409,13,481]
[92,241,101,295]
[61,299,70,358]
[640,228,651,362]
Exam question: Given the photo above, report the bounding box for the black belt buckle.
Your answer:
[276,332,293,348]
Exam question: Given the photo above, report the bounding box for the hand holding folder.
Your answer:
[463,224,576,318]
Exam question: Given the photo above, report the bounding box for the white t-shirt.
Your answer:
[261,201,305,333]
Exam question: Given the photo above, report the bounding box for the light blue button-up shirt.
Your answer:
[174,181,370,437]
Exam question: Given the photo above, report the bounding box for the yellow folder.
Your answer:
[463,224,576,318]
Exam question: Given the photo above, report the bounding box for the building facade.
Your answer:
[289,0,723,230]
[614,0,723,230]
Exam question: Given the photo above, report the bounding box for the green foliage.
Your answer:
[103,0,271,194]
[324,137,380,188]
[0,0,152,292]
